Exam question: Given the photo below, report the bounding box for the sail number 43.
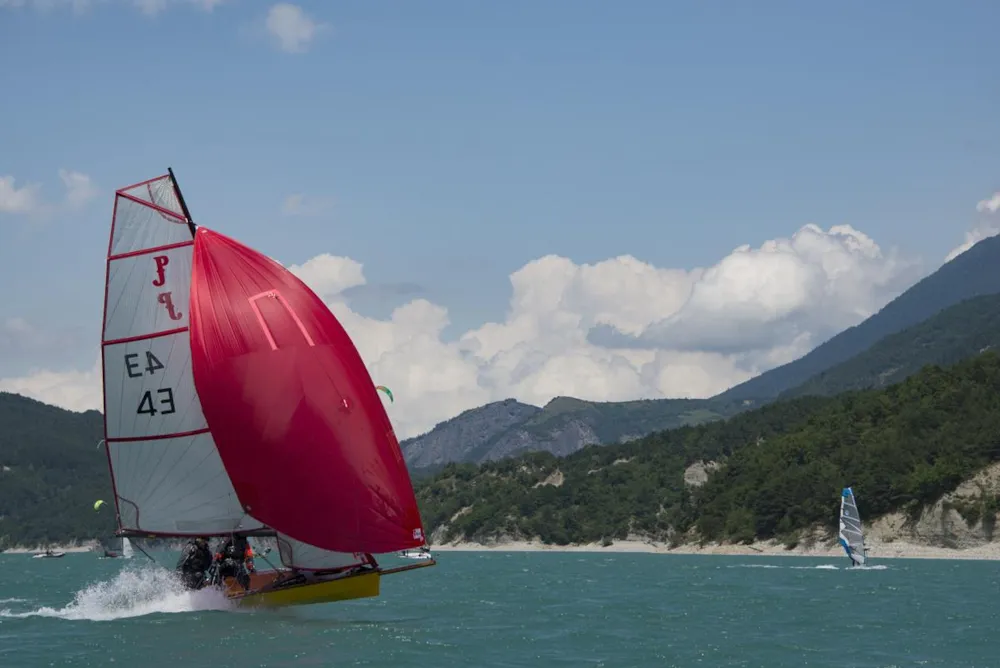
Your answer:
[125,351,176,416]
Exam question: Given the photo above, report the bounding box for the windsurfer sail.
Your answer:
[838,487,867,567]
[99,169,434,607]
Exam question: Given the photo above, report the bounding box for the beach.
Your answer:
[11,535,1000,561]
[430,537,1000,560]
[3,542,98,555]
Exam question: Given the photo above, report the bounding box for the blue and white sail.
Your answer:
[838,487,867,566]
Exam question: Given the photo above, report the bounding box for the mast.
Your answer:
[167,167,197,238]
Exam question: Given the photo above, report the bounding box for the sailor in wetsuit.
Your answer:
[176,537,212,590]
[215,534,251,590]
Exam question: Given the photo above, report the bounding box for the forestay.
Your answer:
[838,487,866,566]
[101,175,264,536]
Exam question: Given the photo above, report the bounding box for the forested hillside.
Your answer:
[0,393,114,548]
[781,293,1000,399]
[416,353,1000,547]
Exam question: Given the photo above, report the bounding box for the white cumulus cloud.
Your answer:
[59,169,98,209]
[0,357,101,415]
[595,224,918,356]
[976,192,1000,215]
[0,176,42,214]
[944,190,1000,263]
[0,169,98,218]
[265,3,326,53]
[945,224,1000,263]
[0,223,928,440]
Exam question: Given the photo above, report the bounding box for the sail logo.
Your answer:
[158,293,183,321]
[152,255,183,321]
[152,255,170,287]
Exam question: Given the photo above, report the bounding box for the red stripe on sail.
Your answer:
[109,240,194,261]
[107,427,211,443]
[188,227,425,554]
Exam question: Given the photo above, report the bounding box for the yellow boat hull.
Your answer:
[214,558,434,609]
[222,569,381,608]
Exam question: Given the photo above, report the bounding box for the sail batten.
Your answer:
[109,239,194,262]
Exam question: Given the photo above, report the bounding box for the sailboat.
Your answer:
[32,549,65,559]
[838,487,868,567]
[100,536,134,559]
[400,546,433,560]
[99,169,435,608]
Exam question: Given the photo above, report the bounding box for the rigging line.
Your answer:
[131,538,161,567]
[251,538,281,574]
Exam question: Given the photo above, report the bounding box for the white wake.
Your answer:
[730,563,889,571]
[0,564,234,621]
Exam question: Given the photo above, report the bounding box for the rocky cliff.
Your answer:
[868,460,1000,549]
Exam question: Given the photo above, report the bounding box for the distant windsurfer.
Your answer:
[176,537,212,589]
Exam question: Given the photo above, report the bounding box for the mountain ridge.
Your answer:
[402,235,1000,469]
[714,234,1000,402]
[779,292,1000,400]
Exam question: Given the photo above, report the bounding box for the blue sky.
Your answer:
[1,0,998,433]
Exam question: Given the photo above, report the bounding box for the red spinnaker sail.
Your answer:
[188,228,425,554]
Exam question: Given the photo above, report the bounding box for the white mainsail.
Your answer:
[838,487,866,566]
[100,172,369,573]
[101,175,263,536]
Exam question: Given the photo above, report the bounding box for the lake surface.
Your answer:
[1,551,998,667]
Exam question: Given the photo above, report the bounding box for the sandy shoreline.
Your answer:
[429,538,1000,561]
[3,541,99,555]
[6,538,1000,561]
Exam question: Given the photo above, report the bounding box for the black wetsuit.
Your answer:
[216,536,251,590]
[175,540,212,590]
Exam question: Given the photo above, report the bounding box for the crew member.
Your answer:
[176,537,212,590]
[216,534,251,590]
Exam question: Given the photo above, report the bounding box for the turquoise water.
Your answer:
[1,551,998,666]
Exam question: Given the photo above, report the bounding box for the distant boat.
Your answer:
[838,487,868,567]
[100,536,134,559]
[33,549,65,559]
[400,547,433,560]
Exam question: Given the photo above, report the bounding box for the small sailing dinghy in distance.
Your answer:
[98,169,435,608]
[400,547,433,560]
[100,536,134,559]
[838,487,868,567]
[33,549,65,559]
